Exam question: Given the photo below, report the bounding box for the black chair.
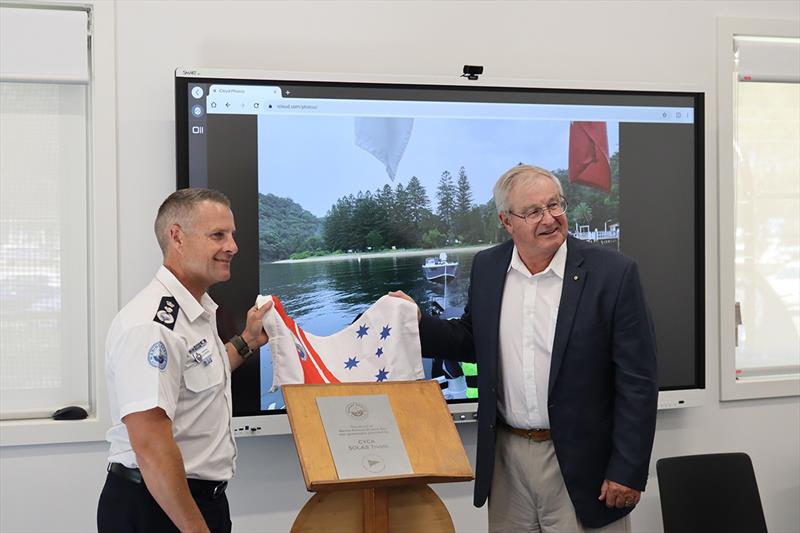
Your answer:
[656,452,768,533]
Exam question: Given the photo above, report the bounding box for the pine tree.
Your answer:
[393,183,413,248]
[454,166,474,241]
[375,184,396,247]
[352,191,381,250]
[405,176,430,227]
[436,170,456,238]
[324,195,355,251]
[455,166,473,213]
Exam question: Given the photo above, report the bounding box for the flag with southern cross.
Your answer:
[256,294,424,391]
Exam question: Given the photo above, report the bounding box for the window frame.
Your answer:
[718,17,800,401]
[0,0,118,445]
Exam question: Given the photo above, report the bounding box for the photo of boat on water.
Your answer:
[422,252,458,282]
[256,114,621,409]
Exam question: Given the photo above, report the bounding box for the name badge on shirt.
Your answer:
[188,338,214,367]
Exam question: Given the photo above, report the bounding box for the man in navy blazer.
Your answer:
[392,164,657,531]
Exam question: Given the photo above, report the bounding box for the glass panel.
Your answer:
[734,81,800,380]
[0,82,89,418]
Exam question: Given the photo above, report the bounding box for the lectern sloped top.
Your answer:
[282,380,474,492]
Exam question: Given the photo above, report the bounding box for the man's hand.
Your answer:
[125,408,210,533]
[227,300,272,371]
[388,290,421,321]
[599,479,641,508]
[241,299,272,350]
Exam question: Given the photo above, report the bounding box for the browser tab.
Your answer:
[209,85,283,99]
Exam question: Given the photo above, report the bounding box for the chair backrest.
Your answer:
[656,452,768,533]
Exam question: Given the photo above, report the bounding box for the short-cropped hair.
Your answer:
[154,188,230,253]
[493,164,564,216]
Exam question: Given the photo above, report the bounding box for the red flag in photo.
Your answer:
[568,121,611,192]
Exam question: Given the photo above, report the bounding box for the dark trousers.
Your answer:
[97,472,232,533]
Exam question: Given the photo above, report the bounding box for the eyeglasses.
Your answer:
[508,197,568,224]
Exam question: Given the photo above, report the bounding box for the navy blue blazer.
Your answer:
[419,236,658,528]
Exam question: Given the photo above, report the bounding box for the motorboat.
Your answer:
[422,252,458,281]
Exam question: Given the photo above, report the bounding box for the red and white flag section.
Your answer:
[568,121,611,192]
[256,295,424,391]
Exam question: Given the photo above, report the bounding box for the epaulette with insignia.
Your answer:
[153,296,180,330]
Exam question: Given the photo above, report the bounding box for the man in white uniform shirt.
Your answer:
[98,189,272,533]
[391,164,658,532]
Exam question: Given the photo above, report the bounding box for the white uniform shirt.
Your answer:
[497,240,566,430]
[105,266,237,481]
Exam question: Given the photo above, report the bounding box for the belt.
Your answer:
[108,462,143,483]
[500,422,551,441]
[107,463,228,499]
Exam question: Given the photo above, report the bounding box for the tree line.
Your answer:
[322,167,504,255]
[259,156,619,262]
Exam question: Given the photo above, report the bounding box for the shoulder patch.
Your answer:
[148,341,168,371]
[153,296,180,330]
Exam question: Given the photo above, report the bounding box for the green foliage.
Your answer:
[421,228,446,248]
[455,166,473,212]
[435,170,456,237]
[324,194,355,252]
[460,206,488,243]
[454,166,475,239]
[572,202,593,225]
[365,229,384,249]
[304,235,324,252]
[259,193,324,262]
[289,251,313,260]
[481,198,505,244]
[404,176,431,246]
[556,152,620,232]
[317,168,512,252]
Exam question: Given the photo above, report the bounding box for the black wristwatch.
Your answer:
[230,334,254,359]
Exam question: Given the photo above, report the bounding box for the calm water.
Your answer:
[258,249,480,409]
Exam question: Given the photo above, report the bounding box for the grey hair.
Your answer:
[493,164,564,216]
[154,188,230,253]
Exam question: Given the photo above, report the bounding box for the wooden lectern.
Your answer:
[283,380,474,533]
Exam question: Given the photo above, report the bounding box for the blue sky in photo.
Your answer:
[257,115,619,217]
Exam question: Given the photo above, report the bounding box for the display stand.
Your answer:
[283,380,474,533]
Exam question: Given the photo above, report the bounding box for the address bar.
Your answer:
[206,96,694,123]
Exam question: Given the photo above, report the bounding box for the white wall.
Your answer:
[2,1,800,532]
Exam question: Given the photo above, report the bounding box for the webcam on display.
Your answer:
[462,65,484,80]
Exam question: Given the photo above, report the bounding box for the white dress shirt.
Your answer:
[105,266,237,481]
[497,240,566,429]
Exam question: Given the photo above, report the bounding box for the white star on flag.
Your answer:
[256,295,424,391]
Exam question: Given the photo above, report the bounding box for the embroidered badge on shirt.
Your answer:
[153,296,180,331]
[148,341,169,371]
